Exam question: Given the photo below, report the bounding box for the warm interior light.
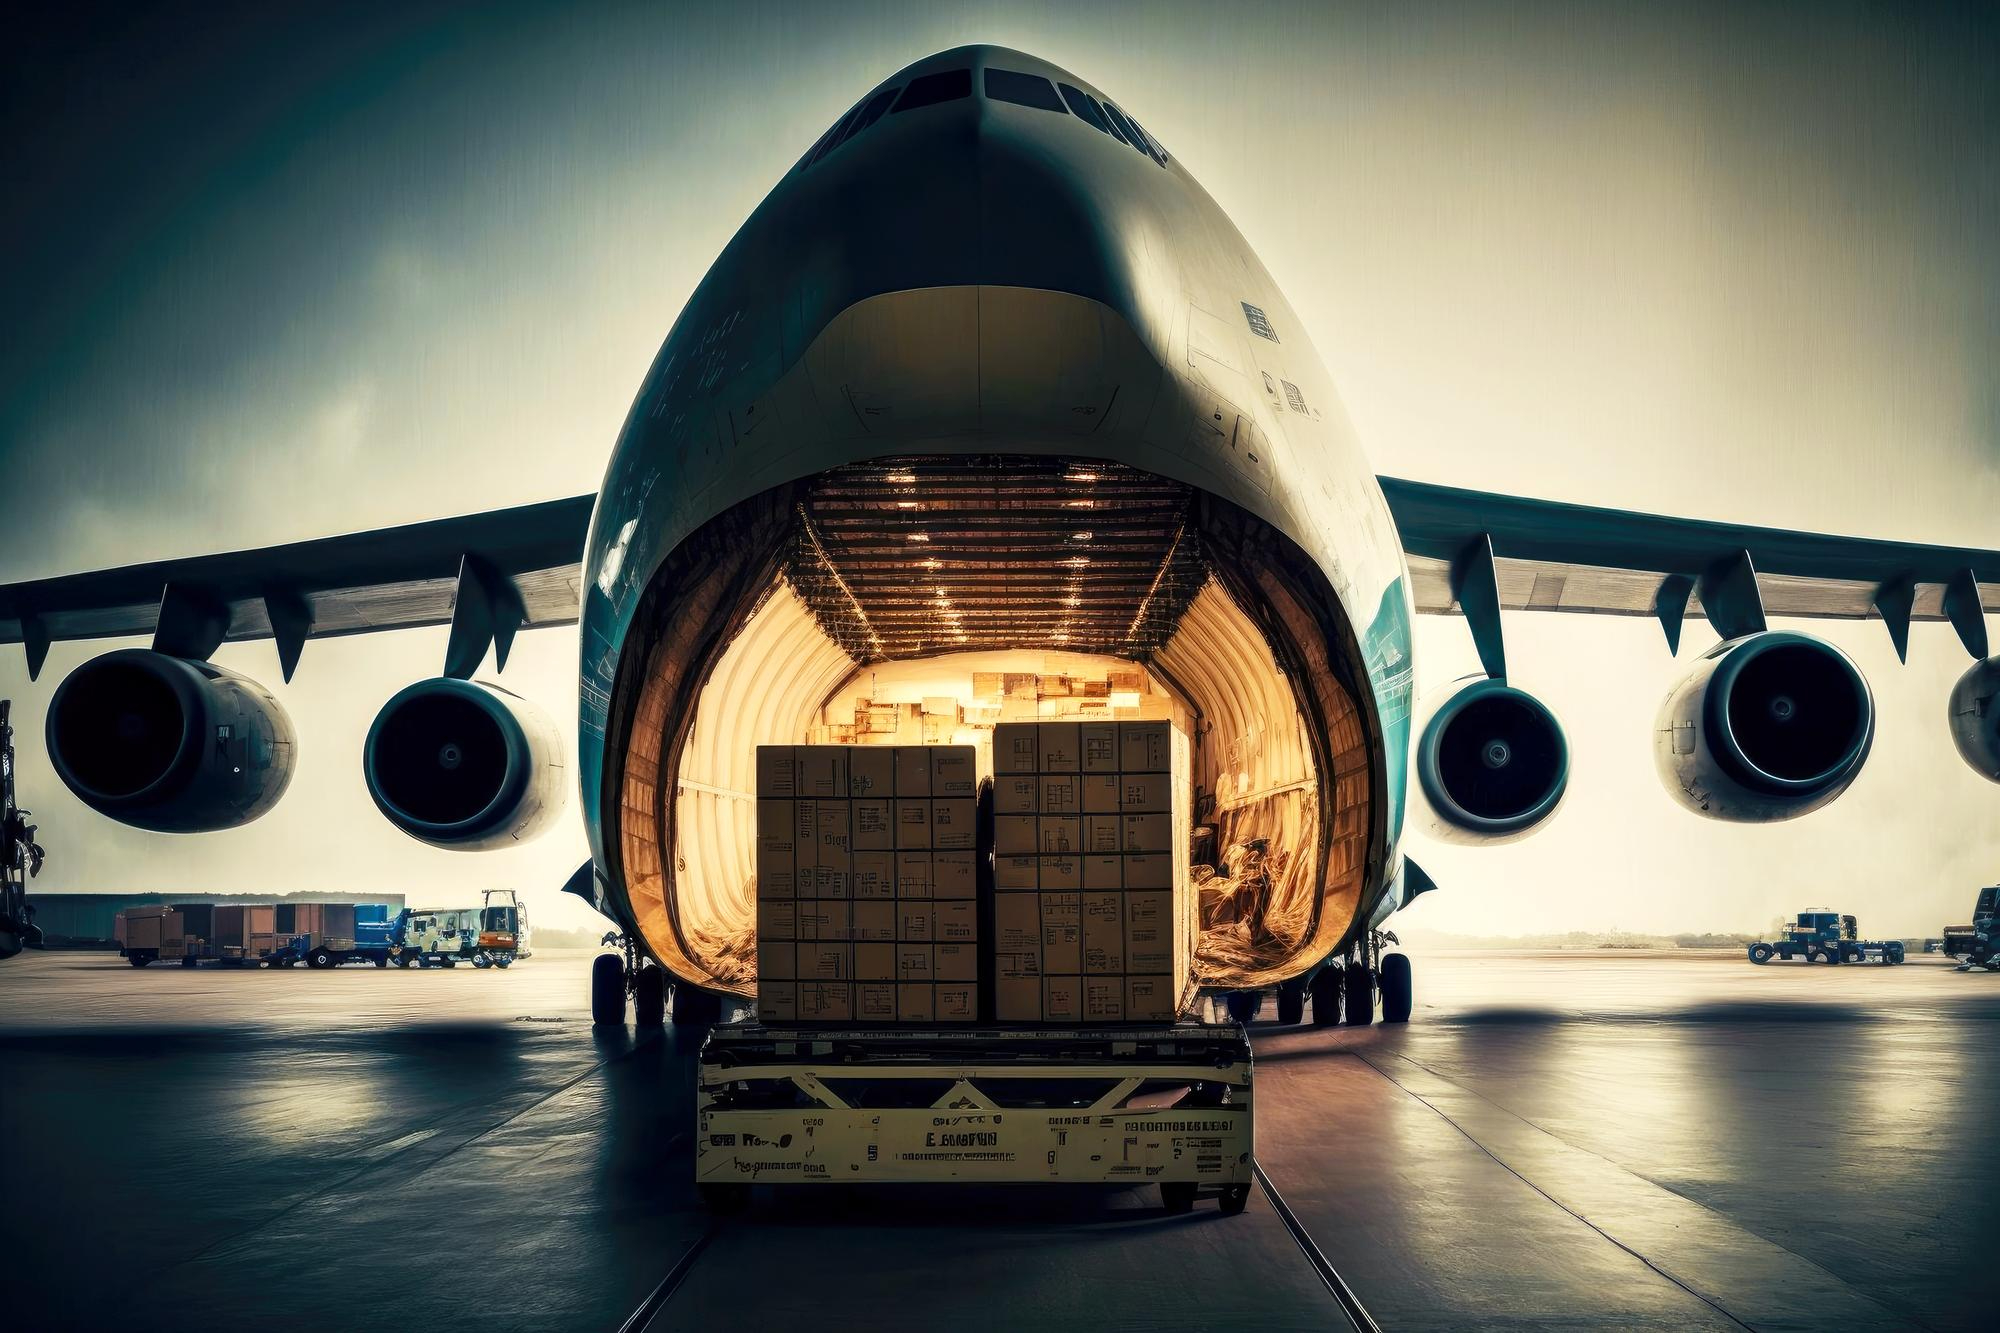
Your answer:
[885,471,915,484]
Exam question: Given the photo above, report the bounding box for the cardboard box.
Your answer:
[1121,813,1170,854]
[894,852,932,897]
[1042,925,1082,975]
[854,942,897,981]
[1125,891,1171,972]
[757,899,797,941]
[851,798,894,850]
[1038,854,1080,891]
[894,800,933,850]
[851,850,895,900]
[758,941,798,981]
[931,747,976,797]
[1119,722,1170,773]
[1081,723,1118,772]
[756,746,797,797]
[1037,816,1080,854]
[931,798,976,850]
[1119,773,1170,813]
[995,774,1039,814]
[898,983,936,1022]
[1039,774,1080,813]
[935,941,978,981]
[815,800,851,859]
[1083,893,1125,973]
[1082,854,1123,890]
[995,893,1041,954]
[757,982,797,1023]
[799,900,850,940]
[756,801,796,897]
[898,901,936,942]
[935,983,976,1022]
[1081,774,1120,813]
[800,943,851,981]
[799,981,852,1022]
[1084,977,1124,1021]
[1082,816,1121,855]
[802,864,850,899]
[856,982,897,1023]
[1037,722,1081,772]
[894,746,933,796]
[1043,975,1082,1022]
[796,746,849,799]
[996,977,1040,1022]
[1123,852,1173,889]
[937,899,977,942]
[995,855,1039,889]
[851,900,896,942]
[994,723,1038,774]
[897,944,935,981]
[849,747,895,797]
[994,815,1038,856]
[1125,975,1175,1022]
[932,850,975,898]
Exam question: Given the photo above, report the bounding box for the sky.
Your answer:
[2,0,1995,938]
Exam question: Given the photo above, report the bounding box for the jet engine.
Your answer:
[45,648,296,832]
[1413,676,1569,844]
[363,678,565,850]
[1654,631,1873,821]
[1948,656,2000,783]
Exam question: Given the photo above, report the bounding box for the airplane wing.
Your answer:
[1378,477,2000,671]
[0,496,594,681]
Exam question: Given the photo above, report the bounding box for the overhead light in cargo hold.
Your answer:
[884,471,915,484]
[1064,471,1099,483]
[1072,531,1094,542]
[906,533,930,543]
[1063,556,1090,568]
[896,501,920,509]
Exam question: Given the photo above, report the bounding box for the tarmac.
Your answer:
[2,946,1992,1332]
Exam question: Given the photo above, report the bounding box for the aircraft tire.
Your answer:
[634,965,667,1027]
[1343,963,1375,1026]
[1380,953,1413,1023]
[1309,965,1343,1027]
[1224,991,1262,1024]
[307,948,334,969]
[1275,984,1305,1026]
[181,954,198,968]
[591,953,626,1026]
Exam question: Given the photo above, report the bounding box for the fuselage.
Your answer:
[574,46,1415,988]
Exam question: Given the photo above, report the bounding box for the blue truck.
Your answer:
[263,903,404,968]
[1747,912,1906,965]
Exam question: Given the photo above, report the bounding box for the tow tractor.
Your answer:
[393,889,530,968]
[1940,886,2000,968]
[1746,911,1905,965]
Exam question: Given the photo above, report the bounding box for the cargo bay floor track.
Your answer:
[3,949,1994,1331]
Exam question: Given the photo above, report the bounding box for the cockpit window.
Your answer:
[807,102,865,168]
[1057,83,1111,133]
[1121,110,1169,164]
[893,68,973,114]
[985,68,1066,113]
[838,87,899,147]
[1100,102,1149,157]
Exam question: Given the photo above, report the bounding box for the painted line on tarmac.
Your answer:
[619,1215,720,1333]
[1253,1160,1381,1333]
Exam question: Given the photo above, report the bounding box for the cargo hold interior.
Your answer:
[611,457,1376,995]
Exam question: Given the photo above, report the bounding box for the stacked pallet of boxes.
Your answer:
[991,721,1193,1024]
[755,744,980,1024]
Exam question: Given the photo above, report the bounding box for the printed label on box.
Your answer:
[849,746,895,797]
[755,746,797,797]
[1081,723,1118,773]
[1121,813,1170,854]
[995,775,1039,814]
[1037,722,1081,772]
[851,851,895,900]
[757,899,797,941]
[1082,816,1121,855]
[932,850,975,898]
[1043,975,1082,1022]
[1125,975,1175,1022]
[851,900,896,942]
[935,983,976,1022]
[1038,816,1080,854]
[1042,924,1082,975]
[801,943,850,981]
[935,941,978,981]
[894,800,932,850]
[995,854,1039,889]
[1081,774,1120,813]
[1039,774,1080,813]
[1081,854,1123,890]
[1119,773,1169,813]
[931,747,976,797]
[1083,892,1125,973]
[851,799,894,850]
[796,746,849,799]
[799,980,852,1022]
[894,852,931,896]
[1119,722,1170,773]
[1123,853,1173,889]
[1085,977,1125,1021]
[936,899,977,942]
[994,724,1038,774]
[896,943,934,981]
[800,900,850,941]
[931,798,976,850]
[995,894,1041,954]
[1124,891,1171,971]
[897,902,936,942]
[1038,854,1080,891]
[757,982,797,1023]
[855,981,897,1022]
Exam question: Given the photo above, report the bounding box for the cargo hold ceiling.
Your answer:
[787,457,1206,662]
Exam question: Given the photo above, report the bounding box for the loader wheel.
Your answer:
[1309,965,1343,1027]
[634,965,667,1027]
[591,953,626,1026]
[1748,943,1774,964]
[1160,1182,1197,1215]
[129,955,150,968]
[181,955,198,968]
[1380,953,1413,1023]
[1224,991,1262,1024]
[1218,1183,1252,1216]
[307,948,334,970]
[1344,963,1375,1026]
[1275,983,1305,1026]
[374,957,388,968]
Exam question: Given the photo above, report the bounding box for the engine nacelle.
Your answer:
[363,678,565,850]
[1948,656,2000,783]
[1413,676,1569,844]
[1654,631,1873,821]
[46,649,296,832]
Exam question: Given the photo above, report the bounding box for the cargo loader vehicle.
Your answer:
[1746,911,1906,965]
[391,889,530,968]
[1940,885,2000,966]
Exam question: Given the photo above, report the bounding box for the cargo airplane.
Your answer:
[4,47,1997,1029]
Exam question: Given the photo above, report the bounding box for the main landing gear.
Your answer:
[591,933,681,1028]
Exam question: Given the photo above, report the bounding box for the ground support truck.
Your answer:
[694,1020,1254,1215]
[1940,886,2000,968]
[1747,912,1906,965]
